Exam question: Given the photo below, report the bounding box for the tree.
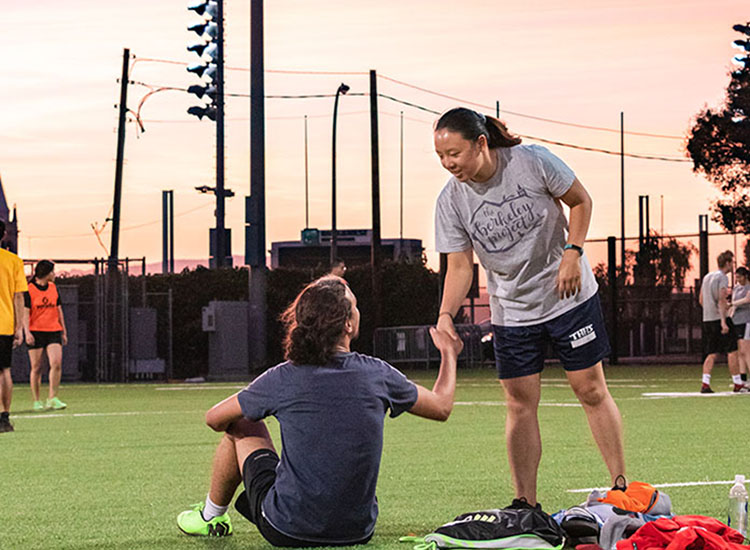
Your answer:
[686,22,750,232]
[594,232,696,291]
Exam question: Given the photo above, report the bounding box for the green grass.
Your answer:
[1,364,744,550]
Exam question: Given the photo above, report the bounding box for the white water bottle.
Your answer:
[729,474,748,537]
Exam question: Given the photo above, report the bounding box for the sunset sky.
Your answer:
[2,0,748,271]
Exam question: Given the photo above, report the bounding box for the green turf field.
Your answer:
[1,364,746,550]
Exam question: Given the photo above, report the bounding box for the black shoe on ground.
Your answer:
[507,497,542,511]
[700,384,714,394]
[610,474,627,492]
[0,416,14,433]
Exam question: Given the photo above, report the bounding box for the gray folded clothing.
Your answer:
[599,516,646,550]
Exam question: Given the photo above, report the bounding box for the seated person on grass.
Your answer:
[177,275,463,547]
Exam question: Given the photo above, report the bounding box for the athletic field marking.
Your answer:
[155,385,245,391]
[568,480,743,493]
[641,391,747,398]
[455,401,581,408]
[13,410,197,420]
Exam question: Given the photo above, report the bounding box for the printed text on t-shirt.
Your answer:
[469,185,544,253]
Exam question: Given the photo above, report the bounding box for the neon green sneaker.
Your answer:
[177,502,232,537]
[46,397,67,410]
[33,401,44,412]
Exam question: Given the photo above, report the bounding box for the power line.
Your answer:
[376,94,691,162]
[26,203,213,240]
[376,73,684,140]
[131,78,689,162]
[131,57,683,140]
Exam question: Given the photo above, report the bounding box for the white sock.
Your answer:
[732,374,743,385]
[702,374,711,385]
[202,494,228,521]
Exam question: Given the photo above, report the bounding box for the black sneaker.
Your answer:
[610,475,627,492]
[0,416,14,433]
[700,384,714,394]
[506,497,542,511]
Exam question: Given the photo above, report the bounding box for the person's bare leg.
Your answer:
[0,368,12,413]
[738,341,750,375]
[728,351,740,377]
[702,353,716,375]
[567,363,625,485]
[46,344,63,399]
[208,418,275,506]
[499,373,541,505]
[28,349,44,402]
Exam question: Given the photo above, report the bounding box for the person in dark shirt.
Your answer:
[177,275,463,546]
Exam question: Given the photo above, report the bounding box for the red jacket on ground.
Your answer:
[616,515,748,550]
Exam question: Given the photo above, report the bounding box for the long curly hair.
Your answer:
[281,276,352,365]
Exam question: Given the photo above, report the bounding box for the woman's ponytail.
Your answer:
[435,107,521,149]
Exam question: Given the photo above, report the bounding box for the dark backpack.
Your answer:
[401,507,566,550]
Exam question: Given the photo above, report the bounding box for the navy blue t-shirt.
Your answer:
[237,352,419,544]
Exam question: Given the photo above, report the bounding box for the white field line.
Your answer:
[455,401,581,408]
[642,391,748,398]
[155,385,245,391]
[13,410,198,420]
[568,480,744,493]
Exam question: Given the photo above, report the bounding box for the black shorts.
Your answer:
[735,323,750,341]
[492,294,611,379]
[234,449,372,548]
[0,335,12,370]
[28,331,62,350]
[703,320,739,356]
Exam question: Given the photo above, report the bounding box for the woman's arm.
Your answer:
[58,305,68,345]
[436,249,474,338]
[557,178,592,299]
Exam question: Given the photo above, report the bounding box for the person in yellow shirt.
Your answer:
[0,221,28,433]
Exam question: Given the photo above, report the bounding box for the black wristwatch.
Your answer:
[563,243,583,255]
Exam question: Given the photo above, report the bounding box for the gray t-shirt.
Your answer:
[237,352,418,544]
[435,144,598,326]
[701,270,729,322]
[732,284,750,324]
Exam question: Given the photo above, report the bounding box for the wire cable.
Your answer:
[130,57,683,139]
[376,73,684,140]
[26,204,213,240]
[129,77,689,162]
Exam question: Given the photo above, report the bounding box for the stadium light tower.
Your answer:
[330,82,350,264]
[186,0,232,268]
[732,24,750,70]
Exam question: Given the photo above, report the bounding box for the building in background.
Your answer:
[271,229,422,269]
[0,176,19,253]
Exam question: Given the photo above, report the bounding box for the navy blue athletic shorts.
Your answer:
[492,294,611,379]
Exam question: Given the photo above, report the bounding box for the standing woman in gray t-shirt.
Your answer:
[433,107,626,507]
[731,266,750,385]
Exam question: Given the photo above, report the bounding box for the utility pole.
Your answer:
[247,0,267,371]
[330,83,349,265]
[215,0,227,268]
[105,47,131,383]
[109,48,130,273]
[304,115,309,228]
[399,111,404,245]
[620,112,625,274]
[186,1,232,269]
[369,70,382,327]
[162,190,174,274]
